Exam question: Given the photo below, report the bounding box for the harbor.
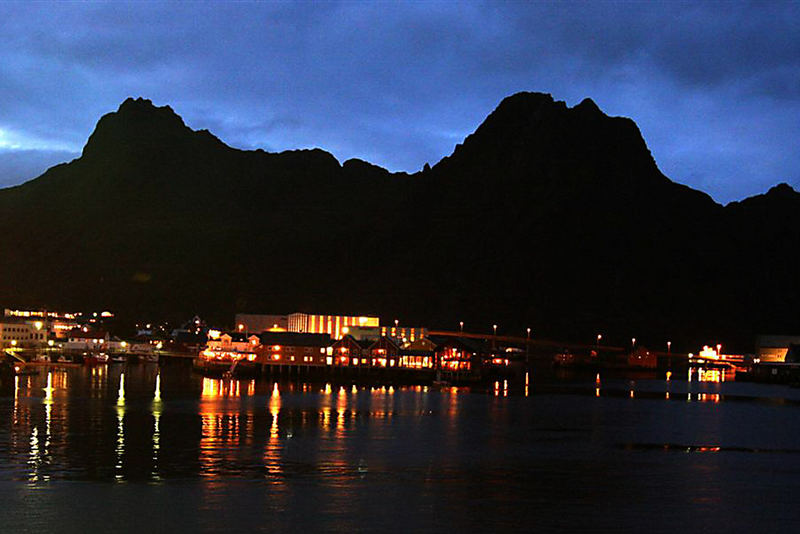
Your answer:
[2,308,797,387]
[3,361,800,532]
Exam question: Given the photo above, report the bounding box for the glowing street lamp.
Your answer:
[596,334,602,347]
[667,341,672,353]
[493,324,497,336]
[631,337,636,350]
[459,321,464,333]
[526,327,532,365]
[716,343,722,357]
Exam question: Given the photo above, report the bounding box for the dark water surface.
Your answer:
[2,364,800,533]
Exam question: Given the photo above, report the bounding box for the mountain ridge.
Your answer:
[0,92,797,351]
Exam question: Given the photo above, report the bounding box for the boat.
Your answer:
[83,352,109,365]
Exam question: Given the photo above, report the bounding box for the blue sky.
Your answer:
[1,1,798,203]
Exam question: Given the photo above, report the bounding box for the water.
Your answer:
[2,364,800,532]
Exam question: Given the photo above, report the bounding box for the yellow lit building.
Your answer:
[288,313,379,340]
[0,321,49,348]
[381,326,427,343]
[756,335,800,362]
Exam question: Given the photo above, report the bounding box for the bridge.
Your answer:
[427,330,627,355]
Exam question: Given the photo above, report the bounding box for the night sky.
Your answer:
[1,1,798,204]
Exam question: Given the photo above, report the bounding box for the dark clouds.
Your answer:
[0,1,797,203]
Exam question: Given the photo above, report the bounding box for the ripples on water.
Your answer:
[2,364,800,532]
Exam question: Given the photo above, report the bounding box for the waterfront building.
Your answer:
[756,335,800,362]
[0,321,48,348]
[64,328,127,353]
[398,337,437,369]
[200,332,260,362]
[288,313,379,340]
[257,332,333,366]
[366,336,400,367]
[429,336,480,372]
[206,332,260,352]
[331,334,373,366]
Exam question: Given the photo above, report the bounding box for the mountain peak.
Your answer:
[114,96,185,126]
[81,97,193,159]
[766,182,798,198]
[574,97,603,116]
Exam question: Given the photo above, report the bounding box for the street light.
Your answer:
[493,324,497,336]
[716,343,722,356]
[459,321,464,333]
[596,334,602,347]
[667,341,671,353]
[526,327,531,365]
[631,337,636,350]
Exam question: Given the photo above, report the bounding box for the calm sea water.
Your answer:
[2,363,800,533]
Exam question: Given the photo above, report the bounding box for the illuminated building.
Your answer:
[398,337,437,369]
[4,308,80,320]
[755,335,800,363]
[0,321,49,348]
[257,332,332,366]
[64,328,127,353]
[196,332,260,376]
[331,335,373,366]
[365,336,400,367]
[380,326,428,343]
[430,336,481,372]
[288,313,379,340]
[204,332,260,356]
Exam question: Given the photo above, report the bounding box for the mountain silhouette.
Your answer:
[0,93,796,351]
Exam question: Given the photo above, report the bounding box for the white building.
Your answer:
[0,321,48,348]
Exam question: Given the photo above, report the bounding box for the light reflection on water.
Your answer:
[2,365,800,530]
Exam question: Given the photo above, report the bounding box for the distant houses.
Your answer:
[194,312,509,379]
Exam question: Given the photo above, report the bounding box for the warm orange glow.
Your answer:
[699,345,719,359]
